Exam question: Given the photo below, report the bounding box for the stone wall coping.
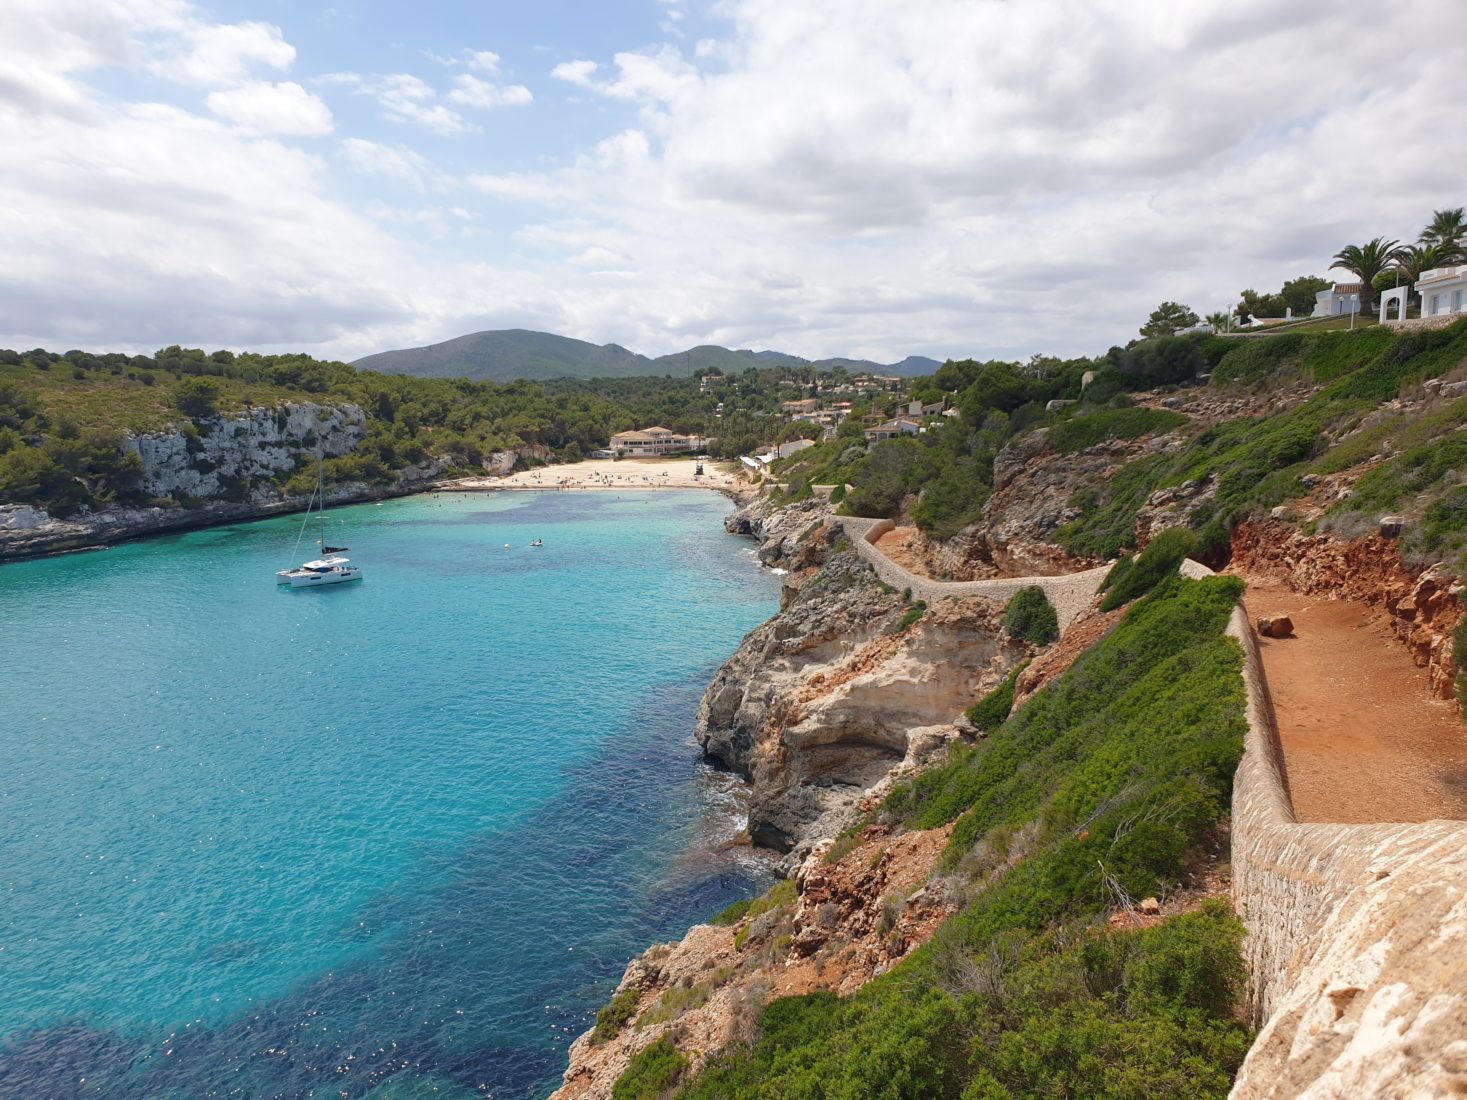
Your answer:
[833,515,1109,634]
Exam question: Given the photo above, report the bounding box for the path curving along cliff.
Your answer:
[836,515,1109,634]
[698,502,1110,856]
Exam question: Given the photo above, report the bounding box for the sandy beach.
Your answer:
[436,456,755,498]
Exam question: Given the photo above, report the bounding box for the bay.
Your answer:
[0,489,778,1099]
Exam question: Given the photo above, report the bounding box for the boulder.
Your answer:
[1379,515,1405,538]
[1257,615,1294,638]
[1138,897,1161,915]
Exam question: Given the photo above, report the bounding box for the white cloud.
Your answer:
[550,60,598,89]
[340,137,433,189]
[5,0,1467,366]
[153,19,294,88]
[446,74,532,110]
[333,72,474,135]
[550,49,694,105]
[206,81,332,135]
[467,50,501,74]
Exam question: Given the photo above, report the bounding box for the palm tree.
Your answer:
[1333,237,1403,313]
[1205,310,1231,332]
[1384,240,1455,310]
[1419,208,1465,260]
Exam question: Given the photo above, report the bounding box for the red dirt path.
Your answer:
[1243,584,1467,823]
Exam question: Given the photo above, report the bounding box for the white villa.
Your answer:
[1417,266,1467,318]
[609,426,705,457]
[1312,282,1362,317]
[1380,265,1467,324]
[864,417,921,442]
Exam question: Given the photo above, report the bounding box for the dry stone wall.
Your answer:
[836,516,1108,633]
[1208,557,1467,1099]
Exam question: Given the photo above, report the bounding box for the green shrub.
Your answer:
[1002,586,1059,644]
[710,898,752,926]
[1046,407,1188,454]
[171,377,221,417]
[893,600,927,634]
[828,483,846,503]
[963,662,1027,733]
[727,877,798,949]
[613,1036,688,1100]
[1100,527,1198,610]
[592,986,642,1045]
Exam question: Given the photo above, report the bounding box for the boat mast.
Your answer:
[318,447,326,553]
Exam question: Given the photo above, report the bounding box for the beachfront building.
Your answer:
[740,438,816,475]
[1313,282,1362,318]
[609,426,705,457]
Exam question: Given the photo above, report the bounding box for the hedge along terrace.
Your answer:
[630,575,1253,1099]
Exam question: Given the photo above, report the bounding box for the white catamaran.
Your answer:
[276,455,363,588]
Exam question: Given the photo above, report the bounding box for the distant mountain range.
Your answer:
[351,329,942,383]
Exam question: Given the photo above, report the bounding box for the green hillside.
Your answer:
[350,329,663,381]
[352,329,938,382]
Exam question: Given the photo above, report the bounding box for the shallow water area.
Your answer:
[0,489,779,1098]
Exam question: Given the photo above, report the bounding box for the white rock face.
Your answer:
[125,403,366,499]
[0,504,49,530]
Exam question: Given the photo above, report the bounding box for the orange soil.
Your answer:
[872,525,931,575]
[1244,584,1467,823]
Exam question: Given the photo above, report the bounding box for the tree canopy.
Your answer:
[1139,302,1200,338]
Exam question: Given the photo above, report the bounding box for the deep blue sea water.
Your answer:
[0,490,779,1099]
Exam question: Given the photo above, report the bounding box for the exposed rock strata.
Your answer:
[0,402,450,560]
[551,824,955,1100]
[697,550,1027,854]
[1230,519,1463,699]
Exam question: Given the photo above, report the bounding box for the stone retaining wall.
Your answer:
[835,516,1108,634]
[1206,560,1467,1098]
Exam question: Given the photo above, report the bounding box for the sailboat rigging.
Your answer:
[275,453,363,588]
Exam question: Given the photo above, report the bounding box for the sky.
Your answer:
[2,0,1464,366]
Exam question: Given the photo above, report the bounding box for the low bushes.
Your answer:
[592,986,642,1045]
[963,663,1027,733]
[613,1036,689,1100]
[1002,585,1058,644]
[1100,527,1199,610]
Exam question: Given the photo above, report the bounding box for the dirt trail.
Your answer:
[1243,584,1467,823]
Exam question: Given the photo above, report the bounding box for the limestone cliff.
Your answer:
[0,401,448,559]
[700,498,1031,856]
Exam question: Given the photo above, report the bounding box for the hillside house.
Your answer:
[864,417,921,442]
[781,398,822,417]
[1416,266,1467,318]
[906,399,945,418]
[1312,282,1362,318]
[609,426,705,456]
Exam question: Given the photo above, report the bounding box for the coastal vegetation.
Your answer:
[1000,586,1058,645]
[0,346,873,516]
[648,575,1252,1097]
[761,318,1467,576]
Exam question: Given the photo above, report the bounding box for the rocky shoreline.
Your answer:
[549,490,1041,1098]
[0,400,454,562]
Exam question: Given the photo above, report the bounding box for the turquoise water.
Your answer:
[0,490,779,1098]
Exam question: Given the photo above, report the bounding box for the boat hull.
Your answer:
[286,569,362,588]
